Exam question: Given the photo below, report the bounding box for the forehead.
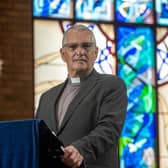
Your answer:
[64,30,93,43]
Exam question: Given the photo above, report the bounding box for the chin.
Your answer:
[73,66,88,73]
[75,68,87,72]
[73,64,87,70]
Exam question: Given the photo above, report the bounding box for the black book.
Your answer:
[39,120,67,168]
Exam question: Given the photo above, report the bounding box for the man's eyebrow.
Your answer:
[63,42,94,46]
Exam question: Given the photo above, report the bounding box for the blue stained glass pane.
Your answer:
[33,0,73,18]
[156,0,168,26]
[116,0,154,24]
[75,0,113,21]
[117,26,156,168]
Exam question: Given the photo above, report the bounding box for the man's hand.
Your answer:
[61,145,84,168]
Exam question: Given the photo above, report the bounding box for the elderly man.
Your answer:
[36,24,128,168]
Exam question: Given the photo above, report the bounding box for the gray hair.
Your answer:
[62,24,96,46]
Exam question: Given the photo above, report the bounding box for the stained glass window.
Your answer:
[116,0,154,24]
[33,0,168,167]
[117,26,156,167]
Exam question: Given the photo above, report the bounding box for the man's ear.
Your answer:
[60,48,66,62]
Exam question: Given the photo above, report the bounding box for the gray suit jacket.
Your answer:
[36,69,128,168]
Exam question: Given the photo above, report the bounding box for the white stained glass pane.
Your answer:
[34,20,67,110]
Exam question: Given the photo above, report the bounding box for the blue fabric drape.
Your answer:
[0,119,40,168]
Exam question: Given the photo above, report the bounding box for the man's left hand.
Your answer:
[61,145,84,168]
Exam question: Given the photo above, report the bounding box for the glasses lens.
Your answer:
[63,42,94,52]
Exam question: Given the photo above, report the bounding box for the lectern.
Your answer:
[0,119,65,168]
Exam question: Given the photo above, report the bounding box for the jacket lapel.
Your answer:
[57,70,99,134]
[51,80,68,131]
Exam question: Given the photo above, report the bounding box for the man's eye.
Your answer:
[82,44,93,49]
[82,44,90,48]
[69,45,77,50]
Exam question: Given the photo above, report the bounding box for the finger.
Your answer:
[76,159,83,167]
[63,146,84,167]
[63,148,73,159]
[72,154,84,167]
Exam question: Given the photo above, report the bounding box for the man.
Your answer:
[36,24,128,168]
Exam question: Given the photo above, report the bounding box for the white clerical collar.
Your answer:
[70,77,80,84]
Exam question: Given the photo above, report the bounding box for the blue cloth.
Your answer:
[0,119,40,168]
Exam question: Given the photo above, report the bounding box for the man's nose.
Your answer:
[75,45,85,54]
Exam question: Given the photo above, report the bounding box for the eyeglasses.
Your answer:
[63,42,95,52]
